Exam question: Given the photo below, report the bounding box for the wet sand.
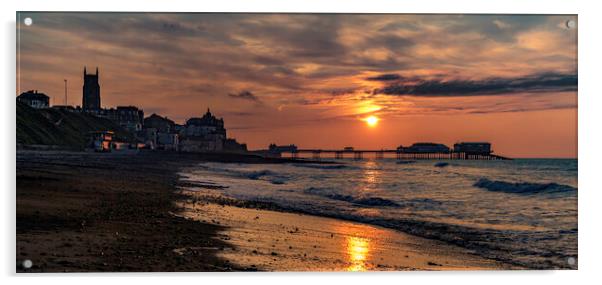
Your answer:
[178,193,518,271]
[17,149,517,272]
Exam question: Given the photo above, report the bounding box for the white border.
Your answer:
[3,0,581,14]
[2,1,601,285]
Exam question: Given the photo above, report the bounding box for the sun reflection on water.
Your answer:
[361,160,380,192]
[346,236,370,271]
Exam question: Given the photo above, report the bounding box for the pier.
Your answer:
[283,149,511,160]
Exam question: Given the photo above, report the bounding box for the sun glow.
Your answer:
[364,116,379,127]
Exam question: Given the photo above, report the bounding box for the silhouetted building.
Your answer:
[78,67,144,134]
[183,109,226,137]
[17,90,49,109]
[157,133,179,151]
[102,106,144,133]
[454,142,492,154]
[403,142,450,153]
[82,67,101,111]
[144,114,176,134]
[224,138,247,152]
[143,114,179,150]
[142,128,158,149]
[180,109,227,152]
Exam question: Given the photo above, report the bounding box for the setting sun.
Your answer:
[364,116,379,127]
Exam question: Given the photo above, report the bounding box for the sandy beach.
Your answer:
[16,150,242,272]
[177,193,515,271]
[17,150,517,272]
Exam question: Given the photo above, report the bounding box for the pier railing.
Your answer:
[279,149,511,160]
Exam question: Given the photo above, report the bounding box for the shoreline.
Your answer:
[17,149,518,272]
[176,192,517,271]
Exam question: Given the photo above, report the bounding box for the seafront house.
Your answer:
[144,113,176,134]
[179,109,227,152]
[178,109,248,153]
[17,90,49,109]
[143,113,179,150]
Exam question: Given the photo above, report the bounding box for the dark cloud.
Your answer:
[466,103,576,114]
[328,88,358,96]
[253,55,285,66]
[373,72,577,97]
[366,73,403,81]
[228,90,261,102]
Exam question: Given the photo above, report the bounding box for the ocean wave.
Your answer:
[194,164,290,184]
[177,180,229,190]
[246,170,273,180]
[184,160,577,269]
[473,178,577,195]
[304,187,399,207]
[245,170,291,185]
[191,192,575,269]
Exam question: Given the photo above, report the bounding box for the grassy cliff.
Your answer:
[16,102,135,149]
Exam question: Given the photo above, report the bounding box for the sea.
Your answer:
[179,158,578,269]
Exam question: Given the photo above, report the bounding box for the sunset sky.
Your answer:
[16,13,577,158]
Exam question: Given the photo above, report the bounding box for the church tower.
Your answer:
[82,66,101,110]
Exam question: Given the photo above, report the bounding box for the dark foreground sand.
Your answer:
[17,150,515,272]
[16,150,281,272]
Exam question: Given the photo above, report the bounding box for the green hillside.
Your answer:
[16,102,135,149]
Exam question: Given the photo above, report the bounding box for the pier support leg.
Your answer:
[376,151,384,159]
[312,151,320,160]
